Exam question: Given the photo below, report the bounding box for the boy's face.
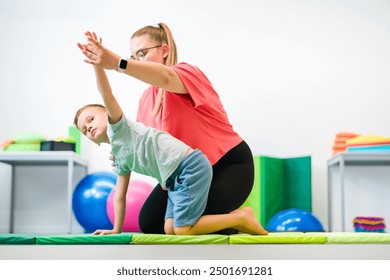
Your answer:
[77,106,108,145]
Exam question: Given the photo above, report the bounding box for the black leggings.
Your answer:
[138,140,254,234]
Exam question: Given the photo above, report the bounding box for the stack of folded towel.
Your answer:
[332,132,359,155]
[353,216,386,233]
[346,135,390,153]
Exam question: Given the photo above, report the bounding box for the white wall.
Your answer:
[1,0,390,230]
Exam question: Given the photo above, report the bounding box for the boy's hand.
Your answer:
[92,229,120,235]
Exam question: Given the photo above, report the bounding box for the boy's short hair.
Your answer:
[73,104,106,128]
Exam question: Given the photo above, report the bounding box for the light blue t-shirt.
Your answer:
[107,115,190,185]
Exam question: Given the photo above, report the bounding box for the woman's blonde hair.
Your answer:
[131,22,178,66]
[132,23,178,117]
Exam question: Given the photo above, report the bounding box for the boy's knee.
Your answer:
[164,219,175,235]
[164,227,175,235]
[174,226,191,235]
[164,229,175,235]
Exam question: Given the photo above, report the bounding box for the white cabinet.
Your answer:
[327,153,390,232]
[0,152,88,233]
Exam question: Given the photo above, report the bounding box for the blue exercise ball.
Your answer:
[72,172,117,233]
[266,208,324,232]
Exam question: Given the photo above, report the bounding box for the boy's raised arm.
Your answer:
[93,66,123,124]
[77,31,123,124]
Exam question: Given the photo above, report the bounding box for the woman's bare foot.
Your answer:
[231,207,268,235]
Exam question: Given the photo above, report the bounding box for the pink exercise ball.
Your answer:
[106,180,153,232]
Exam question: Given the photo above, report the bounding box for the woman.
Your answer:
[78,23,255,234]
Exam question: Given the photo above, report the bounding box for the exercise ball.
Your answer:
[72,172,117,233]
[106,180,153,232]
[266,208,324,232]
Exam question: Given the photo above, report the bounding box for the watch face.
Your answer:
[119,59,127,70]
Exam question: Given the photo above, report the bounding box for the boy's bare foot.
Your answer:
[231,207,268,235]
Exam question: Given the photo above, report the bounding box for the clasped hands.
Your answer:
[77,31,120,70]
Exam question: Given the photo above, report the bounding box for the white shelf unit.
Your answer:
[327,152,390,232]
[0,151,88,233]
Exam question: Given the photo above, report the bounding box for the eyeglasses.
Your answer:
[130,45,162,61]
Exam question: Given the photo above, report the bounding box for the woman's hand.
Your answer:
[77,31,120,70]
[109,151,116,167]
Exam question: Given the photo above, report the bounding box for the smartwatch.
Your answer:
[117,58,128,73]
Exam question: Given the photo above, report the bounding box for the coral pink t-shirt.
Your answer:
[136,62,242,165]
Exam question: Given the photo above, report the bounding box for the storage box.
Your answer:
[40,141,75,152]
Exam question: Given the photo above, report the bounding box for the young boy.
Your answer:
[75,36,268,236]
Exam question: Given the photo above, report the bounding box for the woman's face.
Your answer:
[130,35,167,64]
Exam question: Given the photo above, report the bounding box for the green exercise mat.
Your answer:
[35,233,133,245]
[0,234,36,245]
[240,155,312,227]
[283,156,312,210]
[229,232,327,244]
[131,233,229,244]
[1,232,390,245]
[310,232,390,244]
